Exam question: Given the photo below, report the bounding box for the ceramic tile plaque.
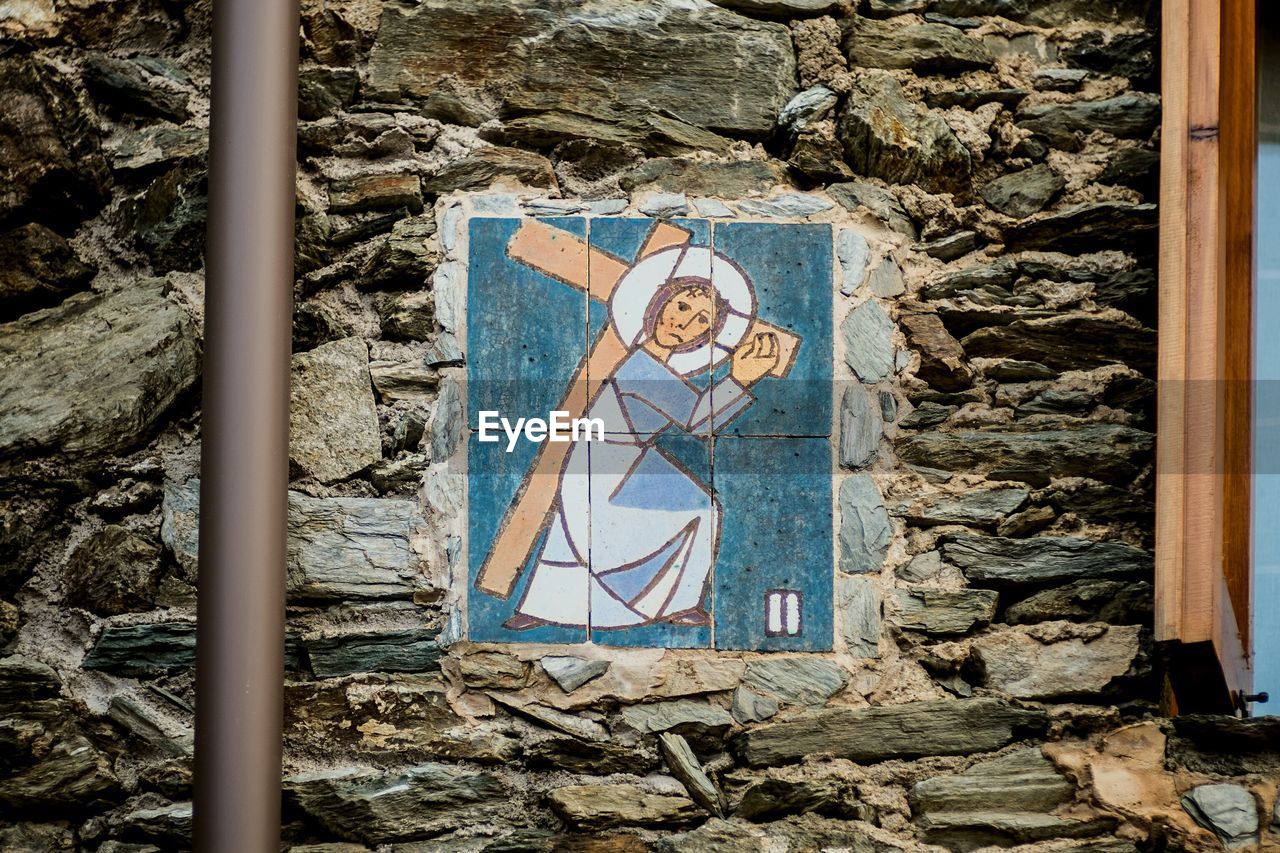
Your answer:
[467,215,833,650]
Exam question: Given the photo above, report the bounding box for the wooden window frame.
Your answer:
[1157,0,1256,714]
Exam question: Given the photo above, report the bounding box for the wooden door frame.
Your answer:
[1157,0,1256,714]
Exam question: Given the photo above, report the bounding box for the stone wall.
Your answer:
[2,0,1279,850]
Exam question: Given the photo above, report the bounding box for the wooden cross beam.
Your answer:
[475,219,800,598]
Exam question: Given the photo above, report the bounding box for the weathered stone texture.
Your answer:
[0,281,200,458]
[971,624,1143,699]
[367,0,796,138]
[735,698,1046,766]
[943,534,1152,587]
[290,337,382,484]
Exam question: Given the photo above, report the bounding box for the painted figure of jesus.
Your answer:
[474,221,801,634]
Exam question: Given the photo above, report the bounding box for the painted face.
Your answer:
[652,286,716,350]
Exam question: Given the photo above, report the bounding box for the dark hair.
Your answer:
[642,277,728,354]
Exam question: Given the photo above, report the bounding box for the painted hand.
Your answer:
[731,331,780,386]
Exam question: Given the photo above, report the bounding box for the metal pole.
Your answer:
[196,0,298,849]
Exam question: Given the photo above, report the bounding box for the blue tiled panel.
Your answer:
[466,216,587,431]
[710,222,833,437]
[467,433,588,644]
[712,436,834,651]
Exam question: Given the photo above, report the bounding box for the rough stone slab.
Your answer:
[838,72,970,193]
[369,359,438,403]
[980,163,1064,218]
[0,655,61,701]
[971,625,1142,699]
[490,694,608,742]
[620,699,734,737]
[943,534,1152,587]
[303,628,442,679]
[899,307,973,392]
[867,257,905,298]
[1016,95,1159,151]
[896,424,1153,486]
[709,0,841,17]
[731,687,780,724]
[839,474,890,574]
[910,748,1074,815]
[846,19,993,72]
[328,173,422,214]
[829,182,917,237]
[1181,784,1260,848]
[0,280,199,459]
[895,488,1028,528]
[660,732,723,816]
[0,54,111,228]
[837,575,881,657]
[284,675,519,765]
[84,621,198,673]
[961,314,1155,376]
[1005,579,1152,626]
[422,146,556,194]
[65,525,162,615]
[0,727,120,811]
[919,230,978,262]
[1004,202,1157,254]
[734,698,1046,767]
[619,159,787,197]
[548,783,701,830]
[735,777,841,822]
[836,229,870,295]
[918,810,1119,850]
[284,763,507,843]
[736,194,833,218]
[778,85,838,132]
[161,480,428,600]
[899,551,944,583]
[501,109,733,157]
[290,337,382,484]
[0,222,95,321]
[540,655,610,693]
[892,588,998,635]
[839,385,881,469]
[639,192,689,218]
[742,657,848,706]
[841,299,895,382]
[367,0,796,138]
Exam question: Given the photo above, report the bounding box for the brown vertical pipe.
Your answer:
[195,0,298,849]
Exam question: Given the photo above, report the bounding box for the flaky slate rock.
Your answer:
[548,783,701,830]
[65,525,162,615]
[842,299,895,382]
[840,385,881,469]
[83,52,189,121]
[838,576,881,658]
[735,777,842,821]
[368,0,795,138]
[743,657,848,706]
[290,338,382,484]
[896,488,1028,528]
[620,699,734,740]
[660,732,723,817]
[161,479,428,600]
[735,698,1046,767]
[501,109,732,157]
[910,748,1074,815]
[284,763,507,843]
[541,655,610,693]
[829,182,918,237]
[709,0,841,17]
[839,474,891,574]
[838,73,971,193]
[0,222,95,321]
[1016,95,1159,151]
[84,621,197,673]
[0,55,111,229]
[422,147,556,194]
[0,280,200,459]
[899,306,973,392]
[0,727,121,811]
[918,811,1119,850]
[1005,202,1158,254]
[962,315,1156,375]
[732,687,780,724]
[980,164,1064,218]
[1005,579,1152,626]
[619,159,787,197]
[893,588,998,635]
[1181,784,1260,849]
[897,424,1153,486]
[303,628,441,679]
[0,656,61,701]
[944,534,1152,586]
[971,625,1142,699]
[845,19,993,73]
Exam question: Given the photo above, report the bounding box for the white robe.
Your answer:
[514,348,753,629]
